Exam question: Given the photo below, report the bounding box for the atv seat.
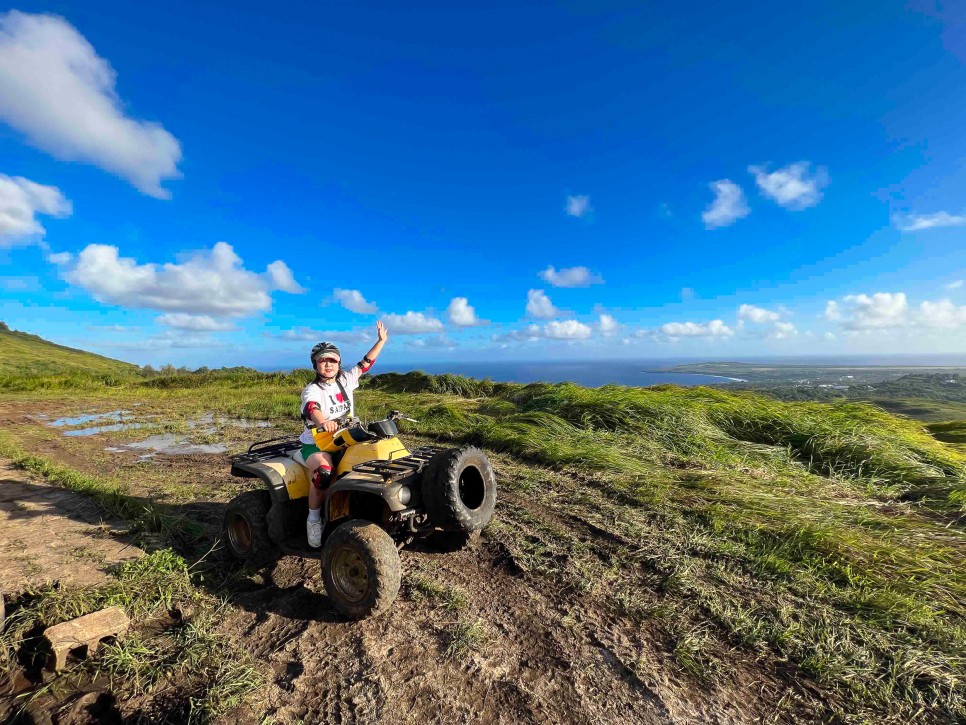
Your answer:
[290,446,346,470]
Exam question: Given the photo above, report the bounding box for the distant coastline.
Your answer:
[377,360,750,388]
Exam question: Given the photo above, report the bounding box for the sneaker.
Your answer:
[307,518,322,548]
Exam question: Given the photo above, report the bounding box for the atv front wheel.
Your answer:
[223,490,278,565]
[322,519,401,619]
[423,447,497,533]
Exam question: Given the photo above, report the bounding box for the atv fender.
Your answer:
[231,456,310,503]
[325,473,418,522]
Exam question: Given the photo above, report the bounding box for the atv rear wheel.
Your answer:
[322,519,401,619]
[423,446,497,533]
[223,490,278,565]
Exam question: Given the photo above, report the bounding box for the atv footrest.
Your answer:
[351,446,446,482]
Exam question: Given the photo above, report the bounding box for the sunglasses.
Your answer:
[318,358,340,365]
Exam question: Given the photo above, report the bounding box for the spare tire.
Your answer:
[422,446,497,533]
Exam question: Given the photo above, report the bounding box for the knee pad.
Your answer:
[311,464,332,490]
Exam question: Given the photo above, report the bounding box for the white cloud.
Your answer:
[0,11,181,198]
[538,265,603,288]
[157,314,237,332]
[598,313,618,336]
[383,311,445,335]
[266,261,305,294]
[829,292,966,332]
[702,180,749,229]
[565,194,592,218]
[919,299,966,329]
[737,304,796,339]
[408,334,456,350]
[447,297,484,327]
[526,289,558,318]
[492,324,543,343]
[122,333,225,351]
[333,288,378,314]
[493,320,593,342]
[738,304,781,323]
[826,292,909,330]
[544,319,592,339]
[56,242,301,317]
[895,212,966,232]
[47,251,72,264]
[660,319,734,337]
[945,280,964,290]
[769,321,798,339]
[0,174,71,245]
[273,327,370,344]
[749,162,828,210]
[86,324,138,333]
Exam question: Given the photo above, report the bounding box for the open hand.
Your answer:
[376,320,388,342]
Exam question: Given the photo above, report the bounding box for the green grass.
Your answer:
[2,365,965,722]
[0,551,262,723]
[445,617,489,659]
[0,325,139,377]
[405,568,468,613]
[0,433,206,547]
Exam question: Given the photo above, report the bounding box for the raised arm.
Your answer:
[364,321,388,363]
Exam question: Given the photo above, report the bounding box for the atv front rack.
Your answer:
[231,436,302,464]
[351,446,446,482]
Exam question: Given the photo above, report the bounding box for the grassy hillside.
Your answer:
[0,322,139,377]
[1,368,964,722]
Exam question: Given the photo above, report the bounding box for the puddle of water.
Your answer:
[65,422,147,437]
[183,414,270,430]
[230,419,272,429]
[122,433,227,455]
[51,410,130,427]
[47,410,267,455]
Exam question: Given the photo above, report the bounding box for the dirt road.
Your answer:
[0,459,144,594]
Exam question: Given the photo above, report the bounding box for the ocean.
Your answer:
[377,360,742,388]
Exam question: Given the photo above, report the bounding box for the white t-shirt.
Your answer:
[298,364,366,445]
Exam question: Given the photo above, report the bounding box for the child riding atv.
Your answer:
[224,322,498,619]
[301,322,387,547]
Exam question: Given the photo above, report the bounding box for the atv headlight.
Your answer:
[396,486,411,506]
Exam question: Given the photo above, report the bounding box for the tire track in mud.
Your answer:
[227,539,679,724]
[482,458,812,725]
[219,449,808,725]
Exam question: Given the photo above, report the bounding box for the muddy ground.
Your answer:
[0,461,145,593]
[0,400,826,724]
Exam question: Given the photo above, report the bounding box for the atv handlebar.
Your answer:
[387,410,418,423]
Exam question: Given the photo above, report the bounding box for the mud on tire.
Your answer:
[423,446,497,533]
[322,519,401,620]
[223,490,278,566]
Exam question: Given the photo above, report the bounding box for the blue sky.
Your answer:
[2,1,966,369]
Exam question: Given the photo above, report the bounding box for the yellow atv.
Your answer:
[223,411,497,619]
